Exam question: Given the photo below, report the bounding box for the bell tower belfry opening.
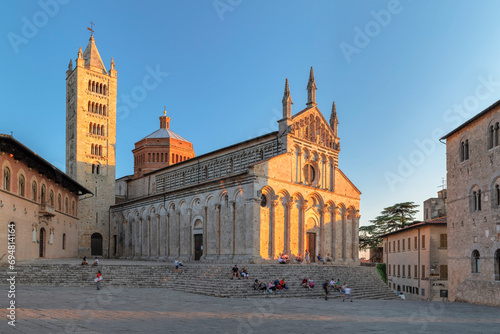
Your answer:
[65,32,117,258]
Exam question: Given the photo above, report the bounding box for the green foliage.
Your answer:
[359,202,419,250]
[377,263,387,283]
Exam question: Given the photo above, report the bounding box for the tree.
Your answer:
[359,202,419,250]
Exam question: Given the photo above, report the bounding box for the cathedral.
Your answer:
[112,69,361,263]
[66,36,361,263]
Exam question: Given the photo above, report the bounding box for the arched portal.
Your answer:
[91,233,103,256]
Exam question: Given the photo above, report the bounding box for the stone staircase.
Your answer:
[0,262,400,300]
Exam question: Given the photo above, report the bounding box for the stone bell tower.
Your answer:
[65,34,117,258]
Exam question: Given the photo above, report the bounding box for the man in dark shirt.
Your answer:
[230,265,241,279]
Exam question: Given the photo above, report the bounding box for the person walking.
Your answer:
[323,280,329,300]
[95,270,102,290]
[343,285,352,302]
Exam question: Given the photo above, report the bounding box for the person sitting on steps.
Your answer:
[82,256,87,266]
[92,257,99,266]
[174,258,185,273]
[241,266,249,279]
[325,254,333,264]
[252,279,259,290]
[317,254,326,265]
[295,253,303,264]
[230,265,241,279]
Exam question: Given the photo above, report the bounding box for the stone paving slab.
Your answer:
[0,285,499,333]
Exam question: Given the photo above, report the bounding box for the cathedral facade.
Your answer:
[111,68,361,264]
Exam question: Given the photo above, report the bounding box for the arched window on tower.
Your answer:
[72,200,75,216]
[3,167,10,191]
[18,174,25,197]
[49,190,54,206]
[88,101,91,113]
[465,140,469,160]
[96,164,100,174]
[103,85,107,95]
[32,181,37,201]
[472,250,481,273]
[41,184,46,203]
[92,81,95,92]
[99,145,102,157]
[89,123,92,133]
[495,123,499,147]
[101,125,105,136]
[489,125,494,149]
[496,184,500,207]
[103,106,106,116]
[88,80,92,91]
[91,144,95,155]
[58,194,61,210]
[65,197,69,213]
[99,83,103,94]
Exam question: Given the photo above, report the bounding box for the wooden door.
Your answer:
[194,234,203,261]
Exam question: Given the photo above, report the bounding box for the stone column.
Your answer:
[342,210,346,261]
[166,213,170,258]
[176,210,181,256]
[156,214,161,257]
[352,212,360,261]
[138,218,143,257]
[319,207,327,257]
[216,204,221,256]
[270,199,279,259]
[298,152,303,183]
[286,201,293,255]
[299,203,307,256]
[330,208,336,261]
[187,208,192,259]
[230,200,236,257]
[329,162,334,191]
[203,206,208,259]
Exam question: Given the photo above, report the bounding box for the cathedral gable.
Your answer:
[290,106,339,151]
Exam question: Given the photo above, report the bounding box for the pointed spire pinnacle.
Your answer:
[309,66,315,82]
[110,57,115,70]
[330,101,339,136]
[306,66,317,107]
[282,78,293,119]
[77,46,83,59]
[82,36,108,74]
[68,59,73,72]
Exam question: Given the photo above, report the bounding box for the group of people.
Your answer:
[322,278,352,301]
[230,265,249,279]
[278,253,290,264]
[278,251,334,265]
[252,278,288,293]
[81,256,99,267]
[301,277,315,289]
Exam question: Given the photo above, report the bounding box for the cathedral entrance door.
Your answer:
[91,233,103,256]
[307,232,316,262]
[39,228,46,257]
[194,234,203,261]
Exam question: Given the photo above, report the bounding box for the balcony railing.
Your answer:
[40,203,55,217]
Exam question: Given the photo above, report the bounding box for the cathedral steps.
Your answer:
[1,262,400,300]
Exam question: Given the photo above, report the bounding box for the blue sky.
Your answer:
[2,0,500,227]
